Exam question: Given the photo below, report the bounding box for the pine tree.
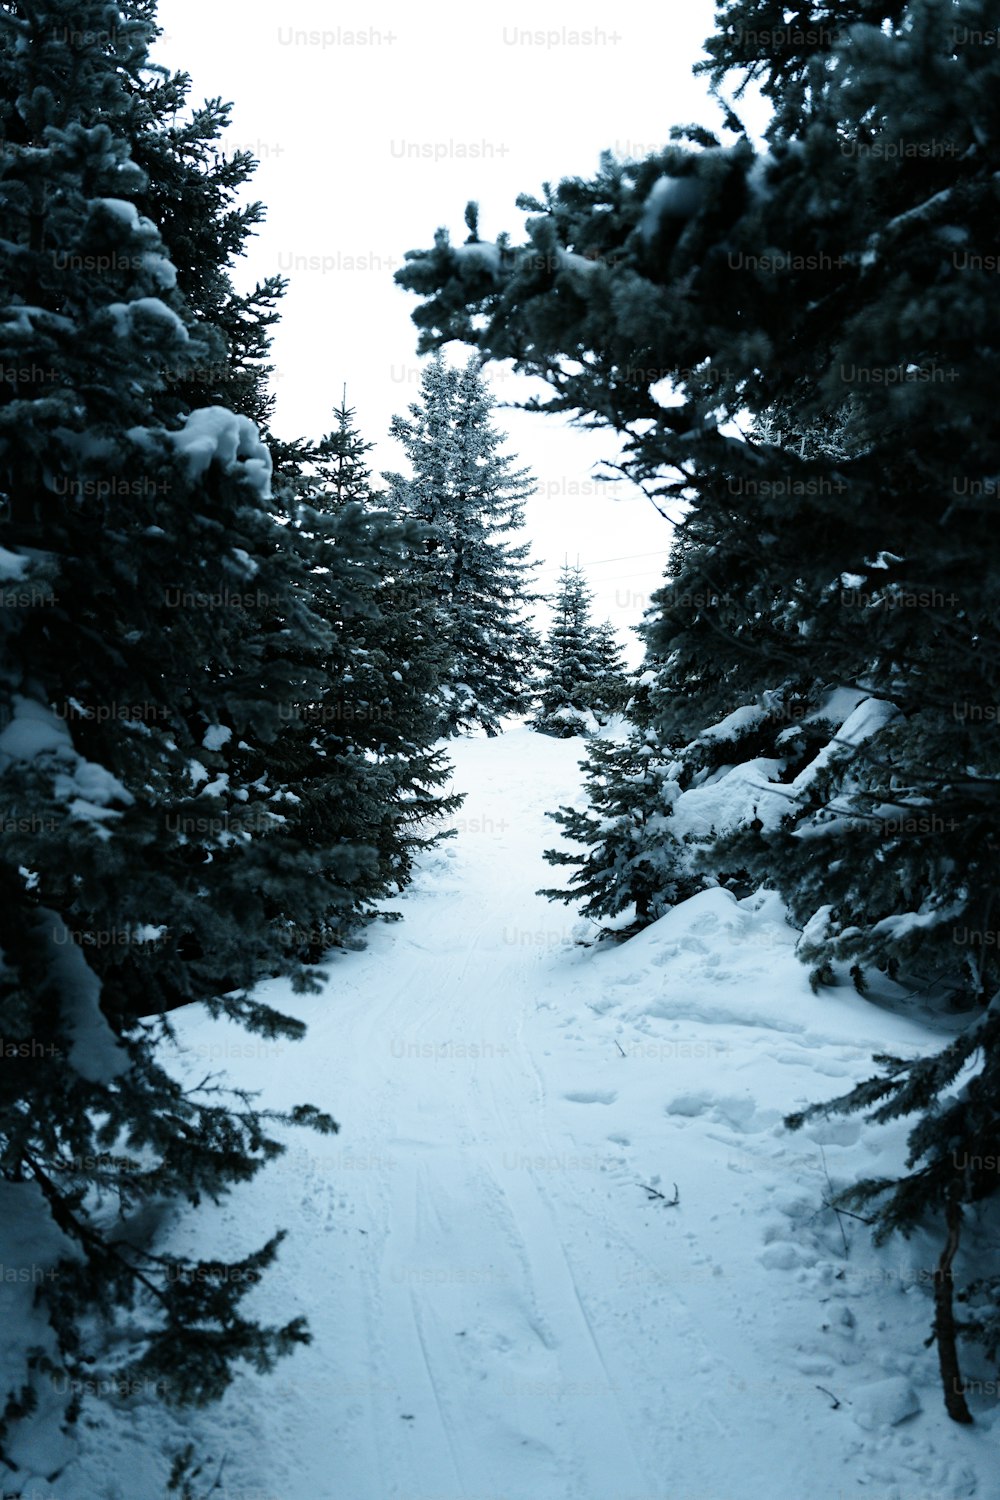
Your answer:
[531,563,605,737]
[396,0,1000,1418]
[277,395,464,931]
[589,619,630,720]
[0,0,385,1459]
[539,733,701,938]
[311,389,378,506]
[539,651,712,934]
[384,355,539,736]
[122,24,284,432]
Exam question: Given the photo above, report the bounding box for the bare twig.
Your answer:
[815,1384,848,1410]
[190,1454,229,1499]
[827,1204,876,1226]
[820,1145,849,1257]
[637,1181,680,1206]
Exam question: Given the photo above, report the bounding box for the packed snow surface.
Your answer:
[12,727,997,1499]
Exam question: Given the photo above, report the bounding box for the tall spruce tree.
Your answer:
[278,396,464,932]
[0,0,390,1465]
[384,354,539,736]
[397,0,1000,1419]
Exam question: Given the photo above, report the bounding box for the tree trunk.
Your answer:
[934,1197,974,1424]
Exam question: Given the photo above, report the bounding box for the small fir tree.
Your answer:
[531,563,605,737]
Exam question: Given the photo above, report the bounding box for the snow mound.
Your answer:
[670,756,788,839]
[852,1376,922,1430]
[791,696,897,797]
[0,696,74,764]
[202,724,233,752]
[0,697,133,830]
[641,174,703,239]
[0,545,29,582]
[0,1180,82,1481]
[55,757,133,826]
[105,296,189,343]
[169,407,273,500]
[92,197,152,231]
[453,240,502,277]
[696,703,768,742]
[44,910,129,1083]
[139,249,178,290]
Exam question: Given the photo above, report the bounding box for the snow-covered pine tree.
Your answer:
[539,636,735,936]
[589,618,630,720]
[384,354,539,736]
[538,734,701,939]
[280,395,464,930]
[120,12,284,435]
[396,0,1000,1418]
[0,0,384,1458]
[531,562,606,737]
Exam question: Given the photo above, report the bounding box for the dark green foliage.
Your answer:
[0,0,418,1461]
[384,355,540,736]
[275,397,464,931]
[539,661,820,933]
[590,620,630,717]
[539,730,701,937]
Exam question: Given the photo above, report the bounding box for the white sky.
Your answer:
[153,0,728,660]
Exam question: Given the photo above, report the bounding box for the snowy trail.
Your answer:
[62,728,997,1500]
[293,733,655,1499]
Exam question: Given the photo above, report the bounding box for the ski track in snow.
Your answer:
[48,728,997,1500]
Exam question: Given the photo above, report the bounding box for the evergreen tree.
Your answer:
[589,618,630,719]
[539,734,701,938]
[384,355,539,736]
[531,563,605,737]
[397,0,1000,1418]
[277,395,464,933]
[314,388,379,506]
[122,16,284,432]
[539,652,716,935]
[0,0,387,1460]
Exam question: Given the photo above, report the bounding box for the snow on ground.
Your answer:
[22,728,999,1499]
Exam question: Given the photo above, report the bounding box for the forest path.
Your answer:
[68,728,992,1500]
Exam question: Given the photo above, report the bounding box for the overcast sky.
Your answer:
[153,1,729,658]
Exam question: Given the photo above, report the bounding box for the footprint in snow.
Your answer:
[664,1092,771,1133]
[563,1089,618,1105]
[799,1116,862,1146]
[664,1091,713,1118]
